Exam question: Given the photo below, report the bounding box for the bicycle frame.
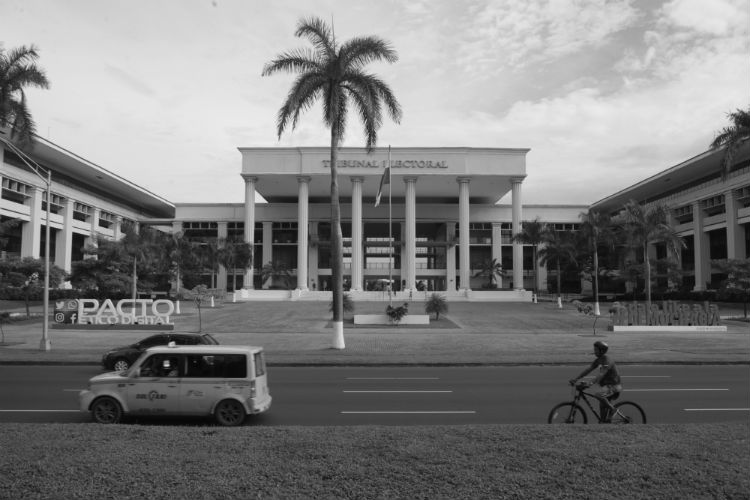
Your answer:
[571,385,616,423]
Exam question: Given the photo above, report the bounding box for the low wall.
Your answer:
[354,314,430,325]
[609,325,727,332]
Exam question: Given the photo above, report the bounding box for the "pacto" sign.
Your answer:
[54,299,174,326]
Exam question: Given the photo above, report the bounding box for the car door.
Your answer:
[179,353,220,415]
[125,353,182,416]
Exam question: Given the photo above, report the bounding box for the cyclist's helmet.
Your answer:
[593,340,609,354]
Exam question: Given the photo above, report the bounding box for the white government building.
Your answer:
[2,129,748,301]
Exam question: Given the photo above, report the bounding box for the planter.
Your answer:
[354,314,430,325]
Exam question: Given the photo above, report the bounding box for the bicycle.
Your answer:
[548,381,647,424]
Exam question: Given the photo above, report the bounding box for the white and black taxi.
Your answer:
[80,344,271,426]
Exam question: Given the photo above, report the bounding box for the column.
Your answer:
[21,187,43,258]
[87,209,101,249]
[511,178,524,290]
[114,216,123,241]
[725,189,746,259]
[446,222,457,291]
[296,176,310,291]
[217,222,228,291]
[262,221,273,288]
[692,201,709,291]
[56,198,74,272]
[491,222,503,288]
[350,177,364,291]
[308,222,319,290]
[457,177,471,292]
[404,176,417,292]
[243,176,257,289]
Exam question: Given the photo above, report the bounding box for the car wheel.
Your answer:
[214,399,246,427]
[113,358,130,371]
[91,397,122,424]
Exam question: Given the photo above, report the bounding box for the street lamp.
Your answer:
[0,132,52,350]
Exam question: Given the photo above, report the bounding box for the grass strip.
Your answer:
[0,422,747,499]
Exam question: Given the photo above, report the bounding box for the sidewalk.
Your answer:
[1,301,748,365]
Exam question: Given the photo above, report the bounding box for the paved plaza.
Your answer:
[0,300,748,366]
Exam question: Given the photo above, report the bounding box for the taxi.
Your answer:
[80,344,271,426]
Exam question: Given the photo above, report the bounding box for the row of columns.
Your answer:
[242,174,526,293]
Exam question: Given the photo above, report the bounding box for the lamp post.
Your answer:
[0,133,52,350]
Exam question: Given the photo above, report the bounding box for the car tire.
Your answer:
[214,399,246,427]
[91,396,123,424]
[113,358,130,371]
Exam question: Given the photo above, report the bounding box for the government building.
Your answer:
[2,128,748,300]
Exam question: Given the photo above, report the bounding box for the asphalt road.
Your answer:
[0,365,747,425]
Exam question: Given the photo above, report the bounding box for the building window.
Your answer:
[73,202,91,222]
[1,178,32,204]
[99,211,114,229]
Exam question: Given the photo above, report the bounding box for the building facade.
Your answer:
[591,142,750,291]
[1,130,174,273]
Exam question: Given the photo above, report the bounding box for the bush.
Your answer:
[328,293,354,317]
[386,302,409,324]
[424,293,448,320]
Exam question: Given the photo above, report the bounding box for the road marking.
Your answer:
[621,375,671,378]
[343,390,452,393]
[345,377,440,380]
[341,411,475,414]
[684,408,750,412]
[626,388,729,392]
[0,409,79,413]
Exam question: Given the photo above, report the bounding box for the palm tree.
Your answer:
[537,227,577,308]
[513,217,546,295]
[0,44,50,146]
[263,17,402,349]
[472,258,502,288]
[578,210,614,316]
[615,200,685,308]
[217,237,254,293]
[710,107,750,178]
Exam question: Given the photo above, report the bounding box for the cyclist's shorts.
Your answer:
[597,384,623,399]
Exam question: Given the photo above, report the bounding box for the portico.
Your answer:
[238,147,530,296]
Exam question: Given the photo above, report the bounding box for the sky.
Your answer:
[2,0,748,206]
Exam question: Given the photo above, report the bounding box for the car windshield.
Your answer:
[202,334,220,345]
[136,335,167,348]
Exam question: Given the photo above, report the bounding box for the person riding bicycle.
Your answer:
[569,341,622,422]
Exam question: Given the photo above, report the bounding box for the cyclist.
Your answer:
[569,340,622,422]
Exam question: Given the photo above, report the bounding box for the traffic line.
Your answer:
[345,377,440,380]
[621,375,671,378]
[343,390,452,393]
[341,411,475,414]
[626,388,729,391]
[684,408,750,412]
[0,409,79,413]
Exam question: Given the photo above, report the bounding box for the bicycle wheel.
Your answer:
[548,403,588,424]
[612,401,647,424]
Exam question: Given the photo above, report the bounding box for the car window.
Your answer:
[201,334,220,345]
[138,335,168,348]
[184,354,246,378]
[139,354,182,377]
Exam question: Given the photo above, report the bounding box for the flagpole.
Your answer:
[388,145,392,305]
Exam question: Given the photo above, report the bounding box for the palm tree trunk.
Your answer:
[593,248,600,316]
[643,243,651,308]
[556,259,563,308]
[131,257,137,318]
[330,127,345,349]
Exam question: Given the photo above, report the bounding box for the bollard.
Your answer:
[175,300,181,315]
[210,296,215,308]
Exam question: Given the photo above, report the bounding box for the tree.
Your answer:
[513,218,546,293]
[263,16,402,349]
[0,44,50,146]
[714,259,750,318]
[615,200,685,308]
[710,107,750,179]
[260,261,293,289]
[578,210,614,315]
[424,293,448,320]
[537,227,577,308]
[472,258,502,288]
[217,237,254,292]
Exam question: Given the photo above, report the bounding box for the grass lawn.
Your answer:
[1,422,747,499]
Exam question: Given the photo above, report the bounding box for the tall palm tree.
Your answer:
[710,107,750,179]
[616,200,685,308]
[513,217,546,295]
[0,44,50,146]
[263,17,402,349]
[578,210,614,316]
[537,227,577,308]
[472,258,502,288]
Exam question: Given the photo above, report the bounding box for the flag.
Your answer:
[374,164,390,207]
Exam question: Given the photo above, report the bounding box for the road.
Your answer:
[0,365,747,425]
